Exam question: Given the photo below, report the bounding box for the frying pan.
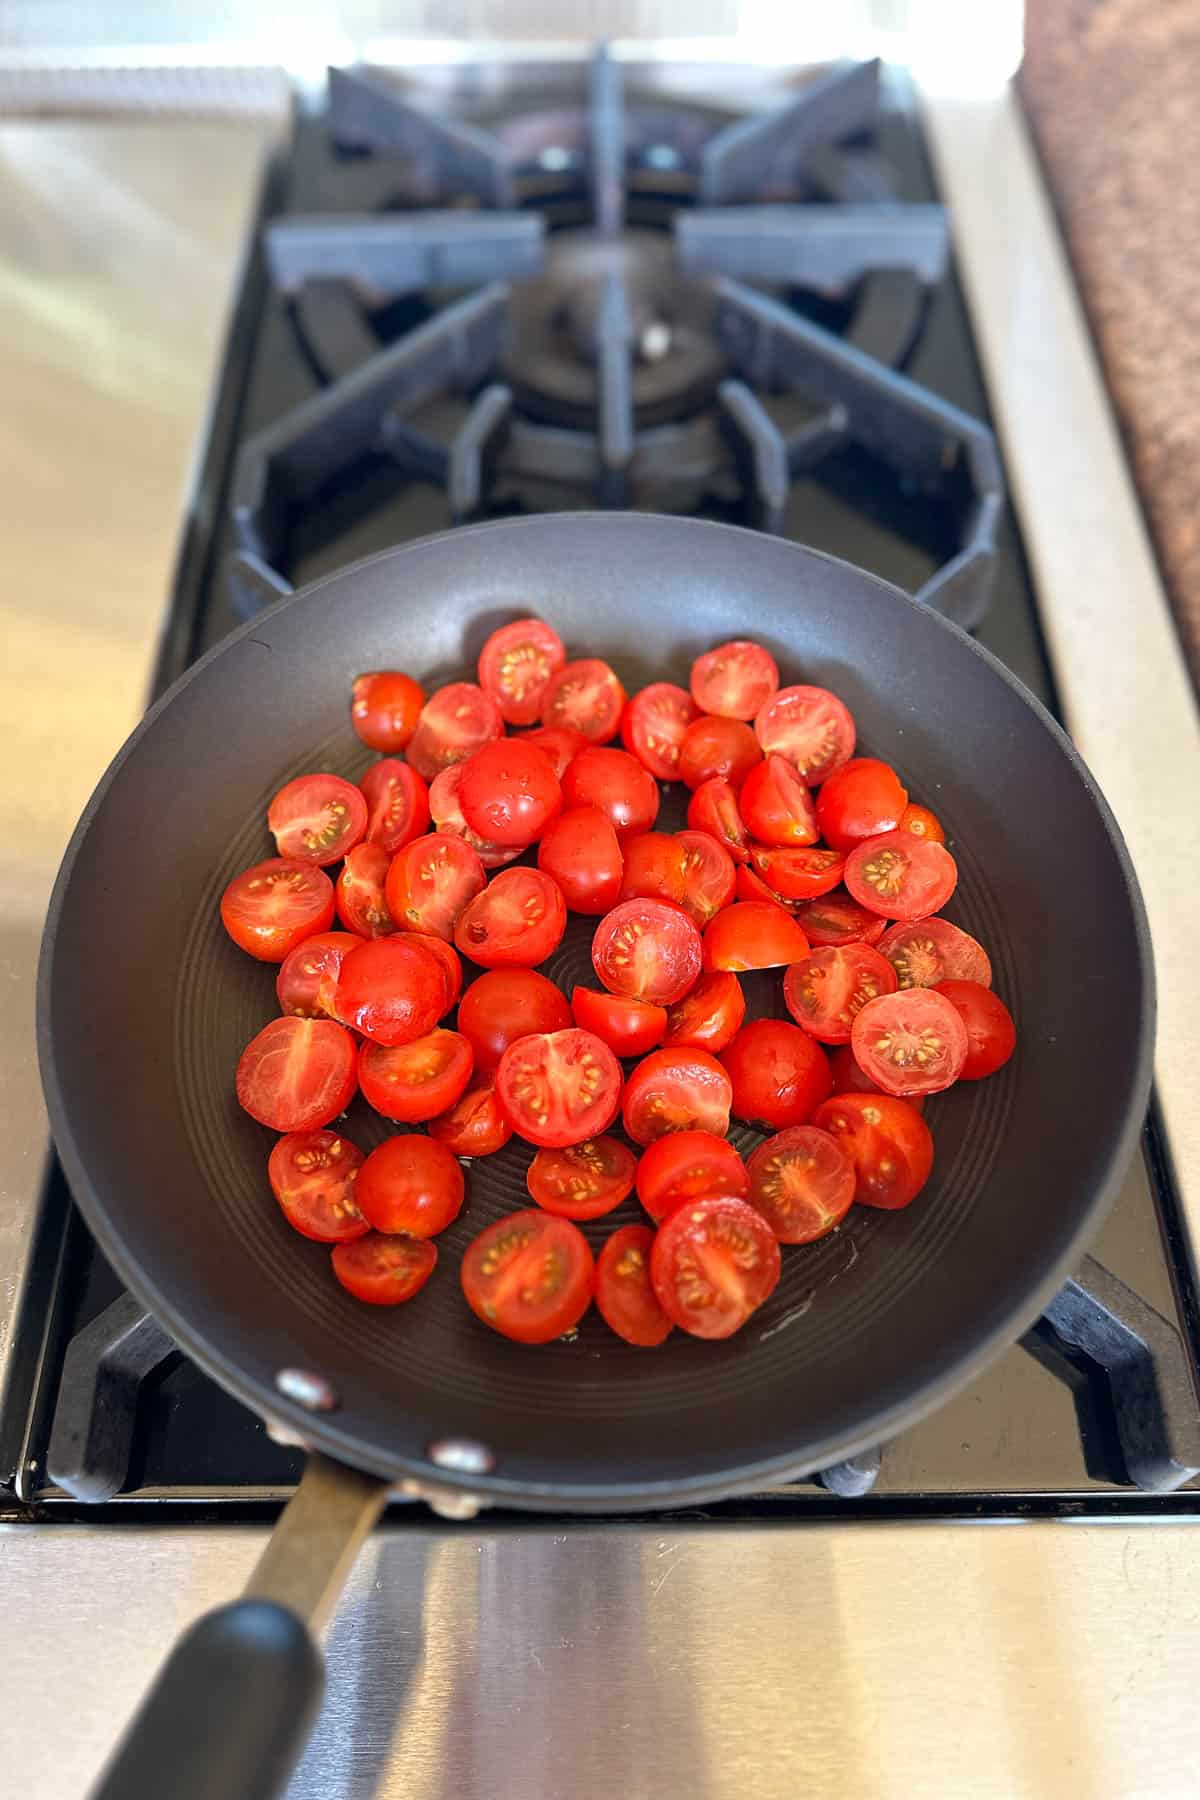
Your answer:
[38,513,1152,1799]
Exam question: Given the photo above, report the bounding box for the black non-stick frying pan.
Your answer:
[39,514,1152,1798]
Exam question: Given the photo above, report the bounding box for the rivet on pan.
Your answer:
[275,1368,339,1412]
[427,1437,495,1476]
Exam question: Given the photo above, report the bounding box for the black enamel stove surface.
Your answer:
[12,53,1200,1519]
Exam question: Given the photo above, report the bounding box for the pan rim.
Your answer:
[37,512,1156,1508]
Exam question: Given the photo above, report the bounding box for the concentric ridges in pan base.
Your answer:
[175,692,1016,1421]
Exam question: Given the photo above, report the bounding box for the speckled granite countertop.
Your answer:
[1021,0,1200,688]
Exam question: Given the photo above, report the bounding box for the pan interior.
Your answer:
[41,516,1151,1503]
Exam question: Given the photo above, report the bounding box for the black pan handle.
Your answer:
[91,1454,390,1800]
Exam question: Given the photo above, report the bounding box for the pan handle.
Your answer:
[91,1454,390,1800]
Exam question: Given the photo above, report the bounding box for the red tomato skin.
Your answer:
[351,671,424,752]
[395,932,461,1013]
[595,1225,673,1346]
[621,1048,733,1147]
[518,725,588,780]
[335,844,395,939]
[753,685,856,785]
[748,845,845,902]
[268,774,369,866]
[331,935,447,1045]
[427,763,519,870]
[899,802,945,844]
[537,807,624,915]
[662,971,746,1054]
[812,1092,934,1210]
[385,833,487,941]
[495,1029,623,1149]
[621,682,699,781]
[878,919,993,990]
[815,758,909,854]
[331,1232,437,1305]
[826,1045,926,1114]
[619,830,734,928]
[782,944,898,1045]
[678,716,763,791]
[571,987,668,1057]
[477,618,566,726]
[738,755,819,846]
[235,1017,358,1133]
[540,658,626,743]
[428,1076,513,1156]
[690,639,780,720]
[702,901,810,973]
[720,1019,833,1130]
[793,893,887,949]
[457,969,573,1072]
[745,1126,855,1244]
[407,682,504,782]
[276,931,359,1018]
[458,740,562,848]
[526,1135,638,1220]
[267,1130,368,1243]
[844,831,958,921]
[355,1134,465,1237]
[453,867,567,969]
[935,980,1016,1079]
[651,1197,781,1340]
[635,1129,749,1222]
[592,898,704,1006]
[360,758,430,855]
[686,777,750,863]
[461,1209,595,1344]
[358,1029,475,1123]
[561,746,660,841]
[221,859,335,963]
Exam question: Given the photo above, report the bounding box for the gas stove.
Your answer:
[5,48,1199,1534]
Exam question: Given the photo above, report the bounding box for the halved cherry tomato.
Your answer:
[478,617,566,726]
[735,863,795,908]
[458,739,562,847]
[689,638,779,720]
[621,682,698,780]
[687,777,750,863]
[878,918,993,990]
[427,763,519,869]
[592,897,703,1005]
[267,773,367,866]
[720,1019,832,1129]
[496,1029,622,1148]
[898,802,945,844]
[635,1129,749,1222]
[754,685,855,785]
[453,867,566,968]
[651,1196,780,1340]
[360,758,429,854]
[678,715,762,791]
[407,682,503,781]
[663,970,746,1053]
[783,944,898,1045]
[595,1225,673,1347]
[332,1231,437,1305]
[384,833,486,941]
[331,934,447,1045]
[351,670,424,753]
[461,1209,594,1344]
[428,1074,513,1156]
[358,1028,474,1122]
[738,754,819,846]
[526,1134,637,1219]
[850,988,968,1097]
[396,931,461,1012]
[540,658,626,743]
[221,858,335,963]
[561,746,659,841]
[745,1126,855,1244]
[235,1016,357,1132]
[621,1048,732,1146]
[812,1092,934,1209]
[934,980,1016,1080]
[537,806,624,915]
[619,830,735,928]
[793,892,887,948]
[815,758,909,854]
[844,831,958,921]
[268,1130,367,1242]
[571,987,667,1057]
[827,1044,925,1113]
[748,845,844,902]
[518,724,588,779]
[457,969,572,1072]
[702,901,809,973]
[355,1133,465,1234]
[335,844,394,939]
[276,931,359,1017]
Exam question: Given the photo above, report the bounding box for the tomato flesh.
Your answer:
[276,930,359,1017]
[457,969,572,1072]
[453,867,566,969]
[332,1232,437,1305]
[360,758,429,854]
[749,845,844,902]
[663,970,746,1054]
[461,1209,594,1344]
[738,754,819,846]
[595,1225,673,1346]
[878,918,993,990]
[268,1130,367,1242]
[720,1018,832,1130]
[428,1075,513,1156]
[407,681,503,781]
[621,682,698,780]
[621,1047,733,1146]
[540,657,626,743]
[793,892,886,948]
[496,1028,623,1148]
[844,830,958,921]
[702,901,810,973]
[935,980,1016,1079]
[335,843,395,939]
[268,773,368,866]
[783,944,898,1045]
[651,1196,781,1340]
[478,618,566,726]
[754,685,855,785]
[527,1135,638,1219]
[561,745,659,841]
[815,757,909,854]
[537,806,624,915]
[571,987,667,1057]
[236,1016,357,1132]
[678,715,762,791]
[458,739,562,848]
[331,934,447,1045]
[221,858,335,963]
[690,638,779,720]
[592,897,703,1006]
[745,1126,855,1244]
[351,670,424,752]
[635,1129,749,1223]
[686,777,750,863]
[385,833,487,941]
[813,1092,934,1210]
[851,988,969,1097]
[826,1044,926,1113]
[355,1133,465,1235]
[358,1028,475,1122]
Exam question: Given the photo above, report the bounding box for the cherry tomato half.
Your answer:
[478,617,566,726]
[878,918,993,990]
[518,724,588,779]
[537,806,624,915]
[561,746,659,841]
[898,802,945,844]
[360,758,430,855]
[540,658,626,743]
[496,1029,623,1148]
[595,1225,673,1347]
[651,1196,780,1340]
[678,715,762,791]
[358,1028,475,1122]
[702,901,810,973]
[461,1209,594,1344]
[621,682,698,780]
[621,1048,732,1146]
[526,1135,638,1220]
[745,1126,855,1244]
[686,777,750,863]
[662,970,746,1054]
[428,1075,513,1157]
[850,988,968,1097]
[571,987,668,1058]
[457,969,572,1073]
[934,980,1016,1080]
[276,930,359,1017]
[735,863,794,908]
[331,934,447,1045]
[748,845,844,902]
[453,867,566,969]
[355,1133,465,1235]
[335,843,394,939]
[689,638,780,720]
[635,1129,749,1222]
[592,898,703,1006]
[812,1092,934,1210]
[267,773,368,868]
[754,685,855,785]
[458,739,562,848]
[332,1232,437,1306]
[826,1044,925,1113]
[268,1130,367,1242]
[236,1016,357,1132]
[793,892,886,949]
[720,1019,832,1130]
[738,754,819,847]
[844,831,958,921]
[351,670,424,753]
[815,758,909,854]
[406,682,503,781]
[221,858,335,963]
[427,763,519,870]
[783,944,898,1045]
[385,833,486,941]
[619,830,735,929]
